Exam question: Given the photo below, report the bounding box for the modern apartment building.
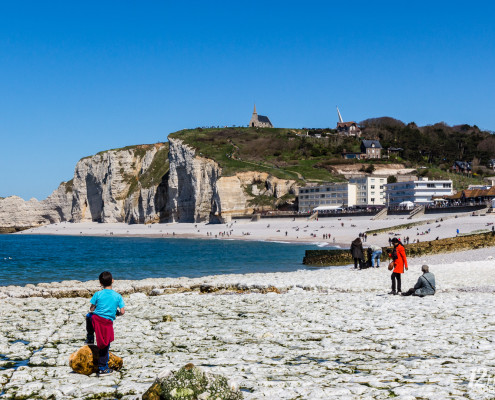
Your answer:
[298,182,357,213]
[385,178,453,206]
[348,175,387,206]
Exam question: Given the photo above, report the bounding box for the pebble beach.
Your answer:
[2,212,495,399]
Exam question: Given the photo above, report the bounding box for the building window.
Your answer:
[427,183,435,188]
[443,183,451,188]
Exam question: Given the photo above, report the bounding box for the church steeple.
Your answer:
[253,104,257,115]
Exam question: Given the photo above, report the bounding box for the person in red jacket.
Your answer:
[389,237,408,295]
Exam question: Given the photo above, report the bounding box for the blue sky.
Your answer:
[1,1,494,199]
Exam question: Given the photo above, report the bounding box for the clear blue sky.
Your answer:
[1,1,494,200]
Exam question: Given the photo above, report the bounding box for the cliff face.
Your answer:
[168,138,298,223]
[167,138,221,222]
[0,184,72,231]
[70,144,169,223]
[0,143,169,229]
[1,138,299,228]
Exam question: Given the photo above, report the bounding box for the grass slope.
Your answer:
[168,127,351,183]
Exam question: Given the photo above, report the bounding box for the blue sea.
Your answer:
[0,235,326,287]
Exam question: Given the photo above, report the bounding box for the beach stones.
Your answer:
[142,363,243,400]
[68,345,123,375]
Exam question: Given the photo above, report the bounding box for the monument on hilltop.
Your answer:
[249,104,273,128]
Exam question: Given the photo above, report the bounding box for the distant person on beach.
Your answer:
[402,265,436,297]
[350,237,364,269]
[369,244,382,268]
[388,238,408,295]
[85,271,125,376]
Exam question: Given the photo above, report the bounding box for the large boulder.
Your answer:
[142,363,243,400]
[69,345,123,375]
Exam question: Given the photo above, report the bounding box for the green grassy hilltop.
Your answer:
[168,127,356,183]
[168,120,495,191]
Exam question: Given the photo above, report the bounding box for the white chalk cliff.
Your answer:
[0,139,298,229]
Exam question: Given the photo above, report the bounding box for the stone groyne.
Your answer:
[303,231,495,266]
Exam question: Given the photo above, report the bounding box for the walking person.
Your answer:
[388,238,408,294]
[350,237,365,269]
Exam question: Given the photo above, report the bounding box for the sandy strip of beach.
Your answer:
[17,211,495,248]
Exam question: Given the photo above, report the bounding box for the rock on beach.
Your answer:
[69,345,123,375]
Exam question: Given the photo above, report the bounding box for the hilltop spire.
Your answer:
[253,103,257,114]
[337,106,343,123]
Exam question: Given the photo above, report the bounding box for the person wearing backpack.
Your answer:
[402,265,436,296]
[388,237,408,295]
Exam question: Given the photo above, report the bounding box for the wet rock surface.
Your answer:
[0,263,494,399]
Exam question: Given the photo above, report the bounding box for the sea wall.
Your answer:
[303,231,495,265]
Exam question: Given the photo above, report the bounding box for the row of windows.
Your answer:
[300,186,347,194]
[300,200,344,205]
[301,193,348,199]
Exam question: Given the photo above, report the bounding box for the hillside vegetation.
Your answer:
[169,127,366,183]
[361,117,495,166]
[167,119,494,190]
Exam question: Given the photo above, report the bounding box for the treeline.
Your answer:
[360,117,495,167]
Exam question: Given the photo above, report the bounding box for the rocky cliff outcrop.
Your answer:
[70,143,169,223]
[0,143,169,229]
[167,138,222,222]
[168,138,298,222]
[0,183,72,231]
[1,137,299,228]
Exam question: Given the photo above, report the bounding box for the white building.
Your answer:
[385,178,453,206]
[348,175,387,206]
[298,182,357,213]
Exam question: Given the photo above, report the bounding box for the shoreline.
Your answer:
[3,212,495,295]
[1,244,494,297]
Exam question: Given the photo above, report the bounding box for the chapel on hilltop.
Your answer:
[249,104,273,128]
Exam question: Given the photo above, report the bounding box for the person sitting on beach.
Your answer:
[85,271,125,376]
[402,265,436,297]
[350,237,364,269]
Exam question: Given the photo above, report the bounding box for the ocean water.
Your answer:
[0,235,326,287]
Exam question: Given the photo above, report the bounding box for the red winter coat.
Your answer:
[392,243,408,274]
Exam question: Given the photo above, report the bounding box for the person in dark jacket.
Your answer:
[402,265,436,296]
[350,237,364,269]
